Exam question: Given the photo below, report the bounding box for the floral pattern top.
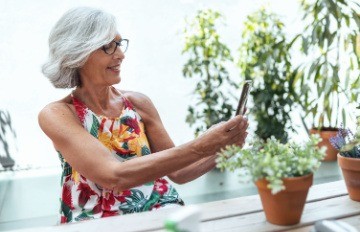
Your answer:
[58,92,184,224]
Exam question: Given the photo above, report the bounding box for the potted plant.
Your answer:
[295,0,360,161]
[216,135,326,225]
[237,8,299,143]
[330,117,360,201]
[182,9,236,137]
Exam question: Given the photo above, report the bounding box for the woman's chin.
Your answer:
[111,76,121,85]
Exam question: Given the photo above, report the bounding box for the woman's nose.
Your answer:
[113,46,125,59]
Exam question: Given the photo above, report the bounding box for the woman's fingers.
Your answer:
[224,115,247,132]
[229,132,248,147]
[196,115,249,157]
[226,117,248,136]
[224,116,249,147]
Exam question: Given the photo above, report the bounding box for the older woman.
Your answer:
[39,7,248,223]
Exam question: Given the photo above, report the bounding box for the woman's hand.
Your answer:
[193,115,249,157]
[166,116,248,184]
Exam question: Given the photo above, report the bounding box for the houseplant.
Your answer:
[216,135,326,225]
[237,8,298,143]
[182,9,236,137]
[330,117,360,201]
[295,0,360,160]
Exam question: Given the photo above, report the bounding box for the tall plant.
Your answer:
[182,9,235,136]
[237,8,298,143]
[297,0,360,129]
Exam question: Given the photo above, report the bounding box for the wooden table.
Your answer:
[11,180,360,232]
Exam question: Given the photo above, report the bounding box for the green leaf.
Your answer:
[74,211,94,221]
[352,11,360,29]
[90,115,100,138]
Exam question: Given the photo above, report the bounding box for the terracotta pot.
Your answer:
[310,128,338,161]
[255,174,313,225]
[337,154,360,201]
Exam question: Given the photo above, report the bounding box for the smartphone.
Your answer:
[235,80,252,116]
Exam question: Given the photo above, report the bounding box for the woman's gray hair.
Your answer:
[42,7,117,88]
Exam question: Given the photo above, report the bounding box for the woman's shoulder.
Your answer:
[120,90,153,108]
[119,90,158,119]
[38,95,76,121]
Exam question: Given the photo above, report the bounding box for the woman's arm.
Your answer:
[38,100,247,193]
[127,92,248,184]
[168,155,218,184]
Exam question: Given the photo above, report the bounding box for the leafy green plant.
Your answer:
[0,110,16,169]
[182,9,235,136]
[237,8,298,143]
[216,135,326,194]
[296,0,360,129]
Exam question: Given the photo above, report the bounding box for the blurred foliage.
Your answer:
[237,8,298,143]
[182,1,360,138]
[296,0,360,129]
[182,9,236,137]
[0,110,16,169]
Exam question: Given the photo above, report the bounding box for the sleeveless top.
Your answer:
[58,92,184,224]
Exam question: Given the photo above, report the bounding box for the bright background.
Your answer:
[0,0,303,169]
[0,1,348,230]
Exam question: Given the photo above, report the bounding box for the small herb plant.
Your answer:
[330,117,360,158]
[216,135,326,194]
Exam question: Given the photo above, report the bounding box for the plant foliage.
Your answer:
[297,0,360,129]
[182,9,235,137]
[216,135,326,194]
[237,8,298,143]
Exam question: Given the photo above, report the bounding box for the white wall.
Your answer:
[0,0,302,169]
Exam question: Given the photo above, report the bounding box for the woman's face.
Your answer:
[79,34,125,87]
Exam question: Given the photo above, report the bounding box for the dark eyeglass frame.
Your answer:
[102,39,129,55]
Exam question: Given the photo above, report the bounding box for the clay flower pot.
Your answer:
[255,174,313,225]
[337,154,360,201]
[310,128,338,161]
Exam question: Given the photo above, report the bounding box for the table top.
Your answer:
[10,180,360,232]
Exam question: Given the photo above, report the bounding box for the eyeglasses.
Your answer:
[102,39,129,55]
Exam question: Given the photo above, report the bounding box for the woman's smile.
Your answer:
[107,64,120,73]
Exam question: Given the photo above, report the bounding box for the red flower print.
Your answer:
[102,192,116,211]
[122,117,140,134]
[64,175,72,183]
[99,118,107,132]
[114,190,132,203]
[77,182,97,208]
[101,210,119,218]
[92,199,102,215]
[72,97,87,124]
[62,184,75,210]
[152,203,162,209]
[60,216,68,224]
[154,179,169,195]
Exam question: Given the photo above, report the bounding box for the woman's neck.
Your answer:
[73,86,122,117]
